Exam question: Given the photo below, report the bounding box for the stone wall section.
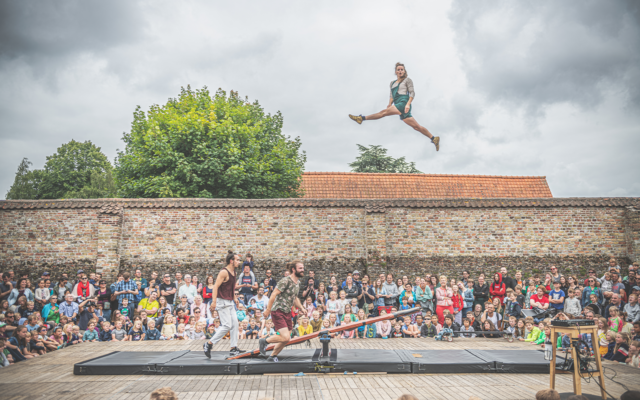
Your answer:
[1,199,638,281]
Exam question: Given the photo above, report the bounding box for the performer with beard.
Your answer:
[258,260,306,362]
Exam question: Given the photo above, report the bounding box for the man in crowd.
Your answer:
[307,270,319,289]
[137,291,160,318]
[604,293,625,319]
[473,275,490,311]
[159,273,177,304]
[236,264,257,305]
[78,299,100,331]
[500,267,516,291]
[59,294,79,322]
[549,265,562,284]
[264,269,276,289]
[0,274,13,302]
[382,274,399,308]
[132,269,148,291]
[113,272,139,307]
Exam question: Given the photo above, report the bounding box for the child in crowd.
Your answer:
[29,331,46,355]
[564,288,582,317]
[609,307,622,333]
[304,297,315,318]
[338,291,348,317]
[603,330,616,359]
[340,315,355,339]
[505,291,522,320]
[236,303,247,322]
[605,332,631,362]
[160,315,176,340]
[99,321,112,342]
[68,325,81,345]
[459,318,476,338]
[402,316,419,338]
[112,320,128,342]
[421,315,437,338]
[118,298,133,325]
[626,340,639,367]
[442,315,459,338]
[260,320,275,339]
[399,297,410,312]
[430,314,442,334]
[297,316,313,337]
[310,311,323,333]
[26,315,40,333]
[246,319,259,339]
[145,320,161,340]
[504,316,517,339]
[326,291,341,319]
[129,320,145,341]
[49,326,65,349]
[524,318,541,343]
[376,311,392,339]
[189,321,206,340]
[515,319,526,341]
[175,323,188,340]
[83,322,98,342]
[350,298,359,315]
[533,322,547,345]
[391,322,405,338]
[205,324,216,339]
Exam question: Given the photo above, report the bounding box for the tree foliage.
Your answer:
[63,169,117,199]
[39,140,113,199]
[114,86,306,198]
[349,145,422,173]
[5,158,44,200]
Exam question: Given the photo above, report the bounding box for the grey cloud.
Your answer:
[449,0,640,112]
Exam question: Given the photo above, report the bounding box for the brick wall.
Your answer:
[1,198,638,282]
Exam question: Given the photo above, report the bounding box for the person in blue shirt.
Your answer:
[145,319,161,340]
[549,281,565,312]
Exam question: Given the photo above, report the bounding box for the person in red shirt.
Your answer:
[490,273,506,303]
[530,286,550,310]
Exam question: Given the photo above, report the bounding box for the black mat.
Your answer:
[74,349,558,375]
[467,349,555,374]
[400,349,494,373]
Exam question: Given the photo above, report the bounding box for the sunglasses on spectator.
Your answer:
[195,311,201,314]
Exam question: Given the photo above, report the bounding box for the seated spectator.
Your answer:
[535,389,560,400]
[161,315,177,340]
[99,321,112,342]
[188,321,206,340]
[68,325,82,346]
[260,320,276,339]
[0,338,13,367]
[420,315,437,338]
[49,326,65,349]
[459,318,475,338]
[118,298,134,323]
[111,320,128,342]
[297,316,313,337]
[129,320,145,341]
[28,331,46,355]
[175,323,188,340]
[20,300,36,319]
[442,315,460,338]
[376,311,392,339]
[390,322,405,338]
[605,332,631,362]
[6,326,34,362]
[478,320,501,338]
[83,322,99,342]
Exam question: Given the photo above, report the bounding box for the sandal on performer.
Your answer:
[349,114,364,124]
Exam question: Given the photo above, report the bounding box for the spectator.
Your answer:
[625,294,640,323]
[159,273,178,305]
[535,389,560,400]
[202,275,215,305]
[605,332,631,362]
[382,274,399,308]
[41,295,60,326]
[34,279,50,309]
[138,291,160,318]
[415,279,433,315]
[149,387,178,400]
[473,276,490,311]
[435,275,454,325]
[132,269,148,291]
[72,274,95,302]
[307,270,319,289]
[236,266,257,305]
[548,281,565,313]
[77,299,99,331]
[114,272,139,307]
[481,303,502,329]
[59,294,79,322]
[549,266,562,284]
[489,273,506,303]
[7,278,34,307]
[0,274,13,303]
[500,267,516,291]
[564,288,582,317]
[605,293,625,319]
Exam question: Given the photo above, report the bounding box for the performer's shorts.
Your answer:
[271,309,293,331]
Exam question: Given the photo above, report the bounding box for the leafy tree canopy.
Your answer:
[349,144,422,173]
[63,169,117,199]
[39,140,113,199]
[114,86,306,198]
[5,158,44,200]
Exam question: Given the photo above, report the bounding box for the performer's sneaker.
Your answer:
[203,341,212,359]
[267,356,279,362]
[349,114,364,124]
[259,338,268,356]
[229,347,245,357]
[432,136,440,151]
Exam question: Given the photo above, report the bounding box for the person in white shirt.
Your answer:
[178,275,197,304]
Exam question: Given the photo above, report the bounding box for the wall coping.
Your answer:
[1,197,639,212]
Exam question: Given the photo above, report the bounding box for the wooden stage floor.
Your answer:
[1,338,638,400]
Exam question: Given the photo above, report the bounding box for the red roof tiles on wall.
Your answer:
[300,172,553,199]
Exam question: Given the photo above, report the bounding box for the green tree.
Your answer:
[114,86,306,198]
[5,158,44,200]
[63,169,117,199]
[39,140,113,199]
[349,145,422,173]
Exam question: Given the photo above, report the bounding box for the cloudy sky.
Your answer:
[1,0,639,198]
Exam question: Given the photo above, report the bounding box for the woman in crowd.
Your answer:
[95,279,112,322]
[192,275,203,297]
[202,275,215,305]
[343,276,362,306]
[582,277,604,308]
[605,332,631,362]
[316,283,328,303]
[436,275,454,325]
[373,279,387,316]
[327,276,339,294]
[7,279,34,307]
[72,274,95,302]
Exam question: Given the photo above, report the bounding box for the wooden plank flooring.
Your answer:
[1,338,638,399]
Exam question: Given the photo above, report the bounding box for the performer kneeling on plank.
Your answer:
[203,251,245,358]
[258,260,305,362]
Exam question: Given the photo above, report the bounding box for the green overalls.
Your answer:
[392,80,412,120]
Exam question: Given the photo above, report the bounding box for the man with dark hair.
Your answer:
[460,271,470,286]
[500,267,516,291]
[114,272,138,307]
[259,260,305,362]
[204,251,244,358]
[159,273,177,304]
[0,274,12,302]
[244,253,254,271]
[307,270,319,289]
[549,266,562,284]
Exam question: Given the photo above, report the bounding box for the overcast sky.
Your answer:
[1,0,639,198]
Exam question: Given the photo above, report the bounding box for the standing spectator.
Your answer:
[415,279,433,315]
[361,280,376,315]
[244,253,254,271]
[462,281,474,316]
[548,281,565,313]
[372,279,387,316]
[307,270,319,289]
[302,278,317,303]
[236,265,257,305]
[59,294,79,322]
[343,276,362,307]
[550,265,562,284]
[500,267,517,291]
[95,280,112,322]
[7,279,34,307]
[459,271,470,287]
[610,270,627,301]
[178,275,197,304]
[382,274,399,308]
[564,288,582,317]
[72,274,95,302]
[582,276,604,308]
[0,274,13,302]
[202,275,215,305]
[435,275,453,325]
[473,275,490,311]
[132,269,148,291]
[113,272,139,307]
[159,273,177,305]
[264,269,277,289]
[489,273,506,303]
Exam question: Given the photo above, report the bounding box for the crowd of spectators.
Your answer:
[1,256,639,369]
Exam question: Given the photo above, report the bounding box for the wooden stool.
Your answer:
[549,324,606,399]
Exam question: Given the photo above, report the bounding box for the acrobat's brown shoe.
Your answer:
[349,114,363,124]
[432,136,440,151]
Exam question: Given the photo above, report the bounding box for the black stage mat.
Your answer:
[399,349,494,373]
[74,349,556,375]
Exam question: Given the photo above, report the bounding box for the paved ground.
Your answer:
[0,338,638,399]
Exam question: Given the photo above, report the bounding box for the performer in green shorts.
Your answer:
[349,62,440,151]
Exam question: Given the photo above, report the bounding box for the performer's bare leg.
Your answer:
[402,117,434,139]
[364,105,401,121]
[266,327,290,357]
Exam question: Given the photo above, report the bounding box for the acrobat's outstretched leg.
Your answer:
[349,105,400,124]
[403,117,440,151]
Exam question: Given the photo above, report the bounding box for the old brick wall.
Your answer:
[1,198,638,282]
